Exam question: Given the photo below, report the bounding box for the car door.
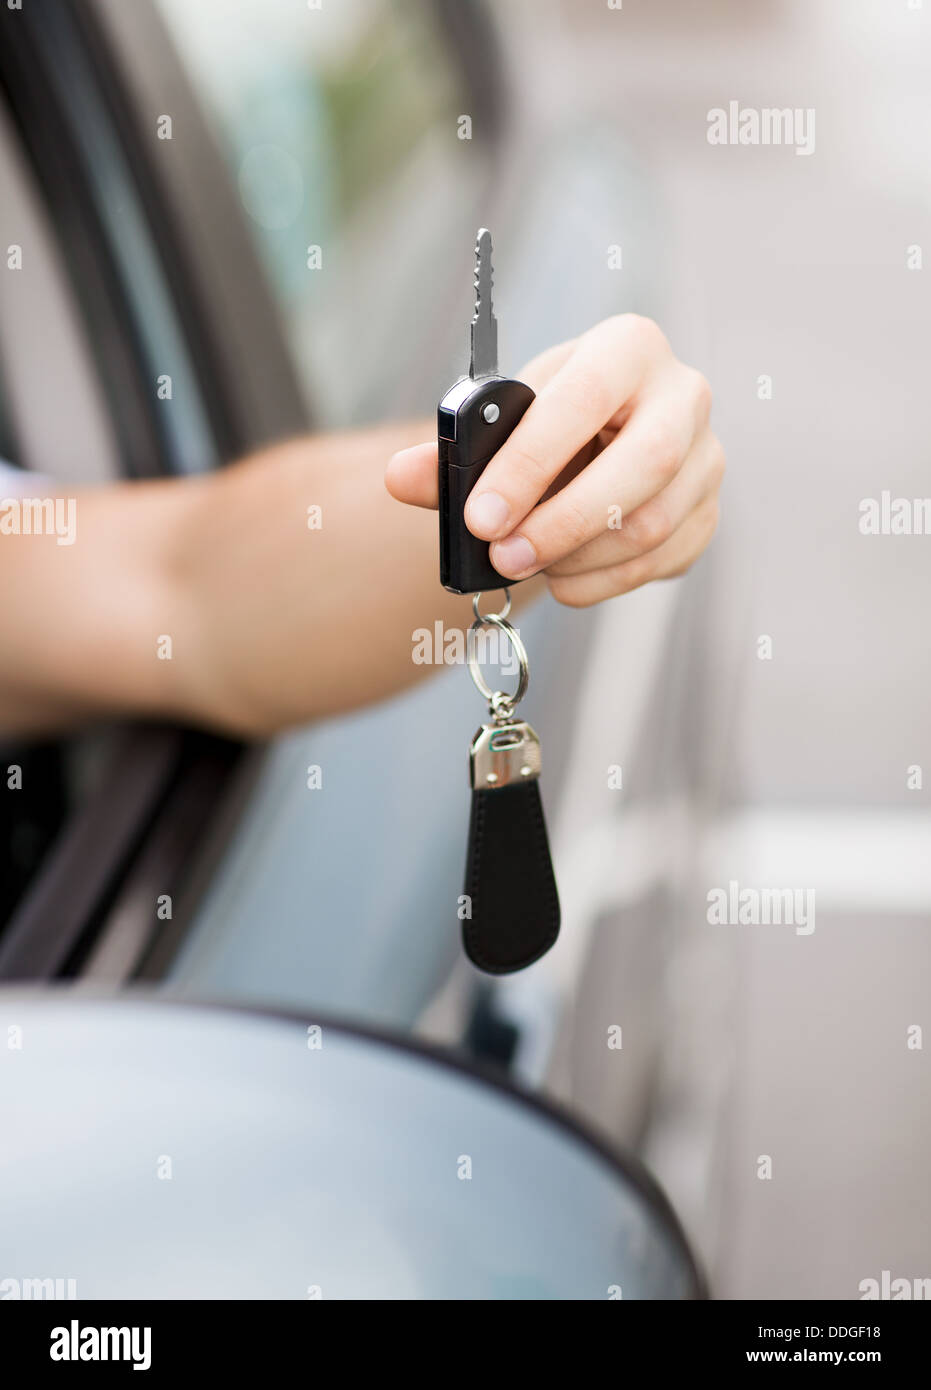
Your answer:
[0,0,707,1176]
[0,0,304,972]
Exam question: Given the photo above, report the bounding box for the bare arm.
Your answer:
[0,422,541,739]
[1,315,723,740]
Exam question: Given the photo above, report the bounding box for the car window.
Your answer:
[29,1,217,477]
[155,0,478,426]
[0,98,121,485]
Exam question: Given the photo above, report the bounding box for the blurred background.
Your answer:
[0,0,928,1298]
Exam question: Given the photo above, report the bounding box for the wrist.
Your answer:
[151,473,243,735]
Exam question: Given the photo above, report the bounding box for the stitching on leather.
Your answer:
[464,790,497,971]
[463,789,486,962]
[529,783,560,941]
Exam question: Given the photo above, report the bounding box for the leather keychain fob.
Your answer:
[439,230,560,974]
[463,603,560,973]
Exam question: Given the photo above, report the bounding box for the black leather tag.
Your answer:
[462,779,560,974]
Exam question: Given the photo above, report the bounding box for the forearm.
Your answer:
[174,424,543,735]
[0,476,193,735]
[0,424,541,738]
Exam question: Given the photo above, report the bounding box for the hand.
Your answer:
[386,314,724,606]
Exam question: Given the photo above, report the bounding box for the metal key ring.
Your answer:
[467,611,529,710]
[472,588,512,623]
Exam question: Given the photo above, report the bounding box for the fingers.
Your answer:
[545,427,725,578]
[383,341,577,512]
[516,337,577,392]
[489,367,711,579]
[385,441,438,509]
[546,494,721,608]
[465,315,666,543]
[383,318,721,612]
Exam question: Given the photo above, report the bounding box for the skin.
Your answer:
[0,315,723,739]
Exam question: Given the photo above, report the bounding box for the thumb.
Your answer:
[385,441,439,509]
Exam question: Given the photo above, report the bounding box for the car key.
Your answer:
[438,228,535,595]
[438,230,560,975]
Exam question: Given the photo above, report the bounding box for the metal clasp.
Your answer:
[470,719,541,790]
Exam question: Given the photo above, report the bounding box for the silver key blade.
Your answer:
[470,227,498,379]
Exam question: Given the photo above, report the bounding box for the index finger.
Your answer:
[464,316,653,542]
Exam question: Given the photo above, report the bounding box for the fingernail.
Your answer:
[467,491,510,538]
[492,534,537,577]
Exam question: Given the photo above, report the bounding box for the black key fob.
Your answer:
[438,375,534,595]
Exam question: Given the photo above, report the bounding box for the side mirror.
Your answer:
[0,995,703,1300]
